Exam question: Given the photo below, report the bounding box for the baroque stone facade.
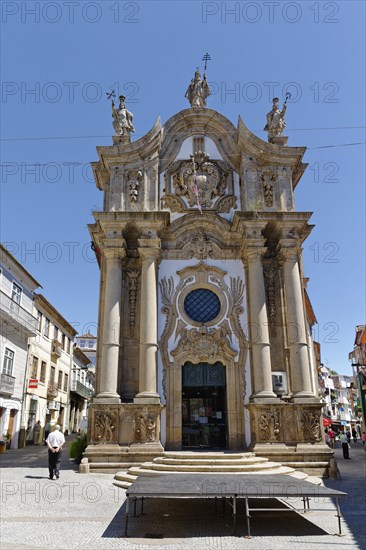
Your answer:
[85,86,332,473]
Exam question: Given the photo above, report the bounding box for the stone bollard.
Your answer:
[79,457,90,474]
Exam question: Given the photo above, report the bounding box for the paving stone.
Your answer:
[0,439,365,550]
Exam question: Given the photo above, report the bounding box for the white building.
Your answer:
[75,333,97,371]
[69,346,94,433]
[24,294,77,441]
[0,244,40,448]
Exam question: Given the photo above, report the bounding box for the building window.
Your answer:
[57,371,63,390]
[54,326,59,340]
[44,318,50,338]
[40,361,46,383]
[79,339,86,348]
[184,288,221,323]
[61,333,66,350]
[31,356,38,379]
[3,348,14,376]
[66,338,71,354]
[11,282,22,304]
[63,373,68,392]
[37,310,42,332]
[88,340,95,348]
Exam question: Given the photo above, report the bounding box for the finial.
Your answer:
[263,94,289,145]
[109,88,135,144]
[185,54,212,108]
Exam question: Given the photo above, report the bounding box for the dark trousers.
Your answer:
[48,448,62,478]
[342,442,349,459]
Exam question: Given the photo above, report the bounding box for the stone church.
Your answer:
[85,69,332,475]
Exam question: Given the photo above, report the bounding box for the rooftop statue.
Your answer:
[185,68,211,108]
[112,95,135,141]
[264,97,287,139]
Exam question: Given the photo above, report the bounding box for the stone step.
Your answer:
[115,465,296,487]
[153,457,269,466]
[162,451,255,460]
[114,472,138,482]
[128,461,290,475]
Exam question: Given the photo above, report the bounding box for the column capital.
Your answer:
[138,239,162,261]
[103,246,126,261]
[242,246,267,266]
[278,245,301,264]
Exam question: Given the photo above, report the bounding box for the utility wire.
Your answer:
[1,126,365,142]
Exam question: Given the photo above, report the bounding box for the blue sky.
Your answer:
[1,0,365,374]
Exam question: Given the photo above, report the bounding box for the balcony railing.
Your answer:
[0,291,37,336]
[70,379,94,399]
[47,384,58,399]
[0,373,15,396]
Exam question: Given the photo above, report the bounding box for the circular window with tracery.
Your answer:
[184,288,221,323]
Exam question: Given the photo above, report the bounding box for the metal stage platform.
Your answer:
[124,473,347,538]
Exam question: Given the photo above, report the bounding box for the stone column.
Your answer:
[281,247,314,397]
[135,245,160,404]
[245,248,276,398]
[95,247,124,403]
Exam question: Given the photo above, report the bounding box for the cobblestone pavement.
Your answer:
[1,437,365,550]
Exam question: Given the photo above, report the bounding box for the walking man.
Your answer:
[46,424,65,480]
[339,431,350,459]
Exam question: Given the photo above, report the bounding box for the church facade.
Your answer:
[85,73,332,474]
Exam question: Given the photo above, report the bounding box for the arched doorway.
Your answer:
[182,361,227,449]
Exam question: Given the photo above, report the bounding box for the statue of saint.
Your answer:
[112,95,135,138]
[185,68,211,108]
[264,97,287,139]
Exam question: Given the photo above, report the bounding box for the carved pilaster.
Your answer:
[127,269,140,336]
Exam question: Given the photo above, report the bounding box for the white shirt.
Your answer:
[46,430,65,449]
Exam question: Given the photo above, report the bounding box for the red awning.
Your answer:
[322,417,332,427]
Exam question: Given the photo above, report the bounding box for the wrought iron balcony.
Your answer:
[0,373,15,396]
[47,384,58,399]
[0,291,37,337]
[70,379,94,399]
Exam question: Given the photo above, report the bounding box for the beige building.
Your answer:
[85,78,332,474]
[0,244,39,449]
[24,294,77,441]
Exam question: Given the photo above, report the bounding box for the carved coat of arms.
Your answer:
[172,152,228,208]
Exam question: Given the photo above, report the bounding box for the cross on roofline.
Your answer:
[202,52,211,73]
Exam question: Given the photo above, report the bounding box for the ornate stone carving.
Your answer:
[264,97,287,139]
[94,411,117,442]
[217,194,237,213]
[126,169,142,203]
[259,411,281,441]
[261,170,276,207]
[127,269,139,335]
[172,324,237,361]
[111,95,134,142]
[301,411,322,442]
[133,410,158,443]
[263,260,277,320]
[161,194,185,212]
[185,68,211,108]
[188,230,214,259]
[172,152,229,209]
